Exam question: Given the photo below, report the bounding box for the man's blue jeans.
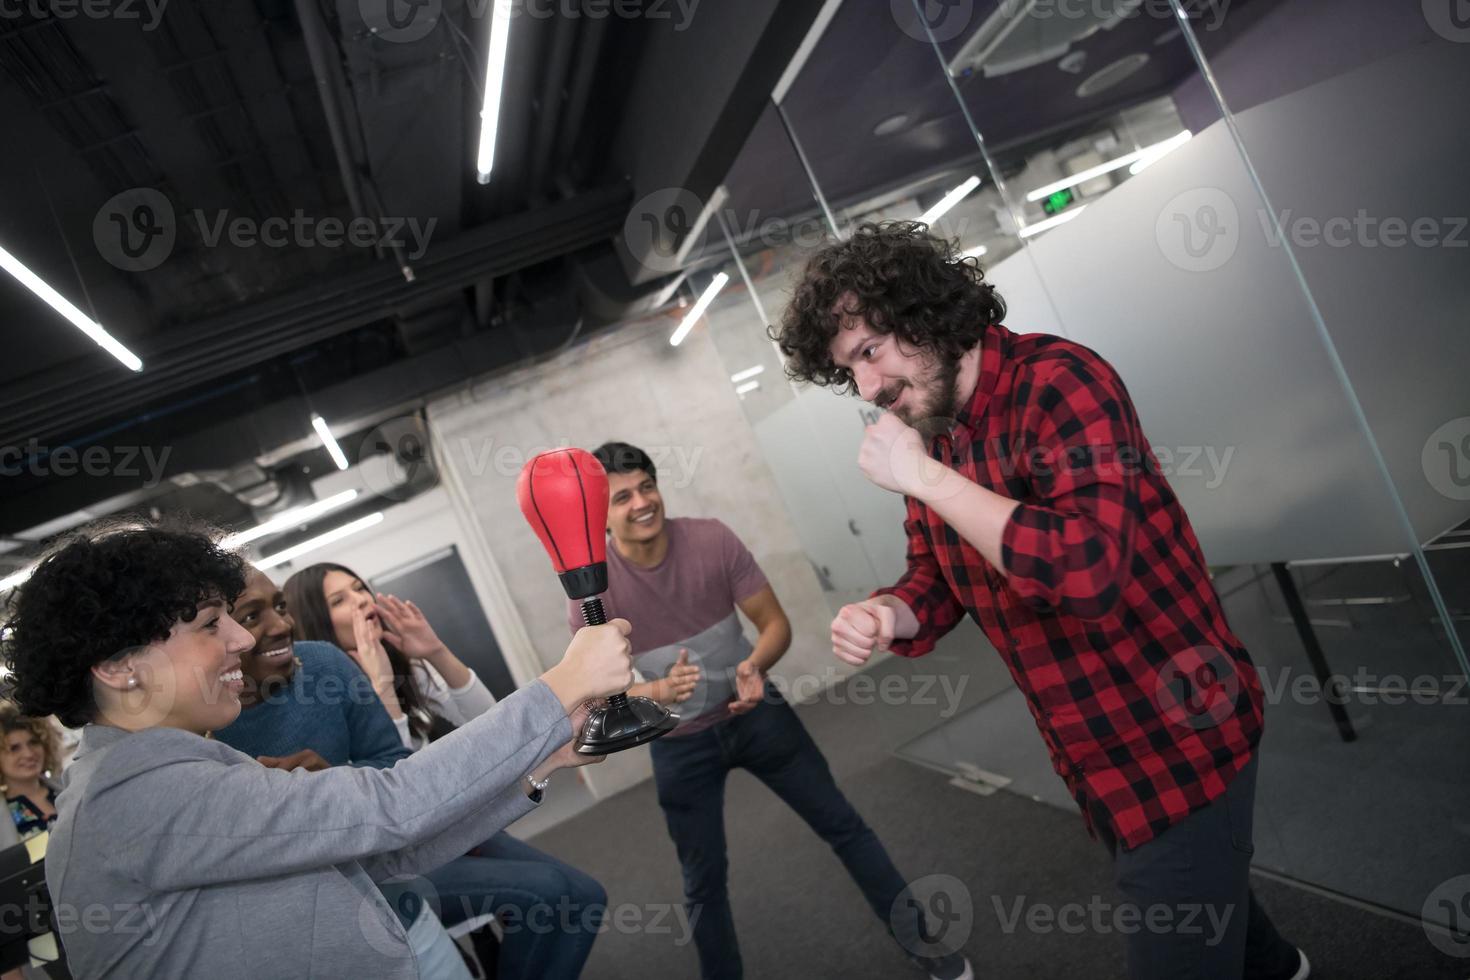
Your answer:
[651,689,927,980]
[406,831,607,980]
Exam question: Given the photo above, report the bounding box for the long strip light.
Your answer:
[919,175,982,225]
[735,381,760,396]
[0,565,35,594]
[256,513,385,571]
[1018,207,1088,239]
[0,489,364,593]
[311,415,350,471]
[670,273,729,347]
[0,243,143,372]
[1026,131,1192,202]
[960,244,989,259]
[730,365,765,383]
[221,489,360,550]
[1129,130,1193,176]
[475,0,515,183]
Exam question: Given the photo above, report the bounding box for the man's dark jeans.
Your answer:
[1098,755,1301,980]
[651,690,927,980]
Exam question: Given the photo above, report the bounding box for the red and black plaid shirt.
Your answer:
[876,322,1264,850]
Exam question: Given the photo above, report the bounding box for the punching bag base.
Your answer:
[576,695,679,755]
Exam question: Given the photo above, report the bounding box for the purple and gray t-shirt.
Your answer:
[567,517,768,735]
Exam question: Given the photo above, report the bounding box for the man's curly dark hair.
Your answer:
[771,221,1006,392]
[1,519,246,728]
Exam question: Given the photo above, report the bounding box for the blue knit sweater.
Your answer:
[213,640,410,768]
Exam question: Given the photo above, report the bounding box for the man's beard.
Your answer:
[880,352,961,441]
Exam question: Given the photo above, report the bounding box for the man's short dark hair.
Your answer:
[592,442,656,483]
[1,519,245,728]
[771,220,1006,393]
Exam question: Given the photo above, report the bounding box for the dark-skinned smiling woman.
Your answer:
[0,520,631,980]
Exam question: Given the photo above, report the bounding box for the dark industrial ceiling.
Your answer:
[0,0,1279,553]
[0,0,828,538]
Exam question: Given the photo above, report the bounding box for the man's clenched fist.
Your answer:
[830,599,898,666]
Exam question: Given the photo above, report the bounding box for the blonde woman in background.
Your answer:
[0,705,64,980]
[0,704,62,847]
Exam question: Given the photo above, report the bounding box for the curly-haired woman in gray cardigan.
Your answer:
[1,521,631,980]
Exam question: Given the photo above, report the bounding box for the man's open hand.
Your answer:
[727,659,766,716]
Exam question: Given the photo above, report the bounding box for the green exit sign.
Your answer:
[1042,188,1074,215]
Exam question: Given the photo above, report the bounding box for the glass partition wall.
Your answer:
[680,0,1467,933]
[1159,0,1470,933]
[687,93,1008,760]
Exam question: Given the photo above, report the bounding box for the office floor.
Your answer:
[517,632,1466,979]
[897,554,1470,931]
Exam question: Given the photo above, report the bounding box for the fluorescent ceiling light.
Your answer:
[730,365,765,383]
[221,489,360,550]
[735,381,760,396]
[672,185,729,269]
[960,244,989,259]
[1129,130,1193,175]
[474,0,515,183]
[311,415,350,471]
[1026,131,1192,202]
[771,0,844,103]
[0,565,35,594]
[1019,207,1087,239]
[256,512,385,571]
[670,273,729,347]
[1,490,366,589]
[919,175,982,226]
[0,243,143,372]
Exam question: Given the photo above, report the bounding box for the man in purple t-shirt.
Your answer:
[569,442,971,980]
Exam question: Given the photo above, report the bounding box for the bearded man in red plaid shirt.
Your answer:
[775,222,1309,980]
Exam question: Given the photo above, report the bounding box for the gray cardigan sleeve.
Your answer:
[94,680,570,892]
[362,783,536,881]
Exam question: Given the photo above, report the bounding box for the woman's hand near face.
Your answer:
[349,604,403,718]
[374,594,445,661]
[375,593,475,690]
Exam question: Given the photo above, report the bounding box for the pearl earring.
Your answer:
[126,676,138,689]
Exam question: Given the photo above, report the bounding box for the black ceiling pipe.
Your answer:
[294,0,414,279]
[0,184,631,448]
[527,11,579,201]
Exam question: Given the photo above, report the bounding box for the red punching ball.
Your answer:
[517,449,610,600]
[517,447,677,754]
